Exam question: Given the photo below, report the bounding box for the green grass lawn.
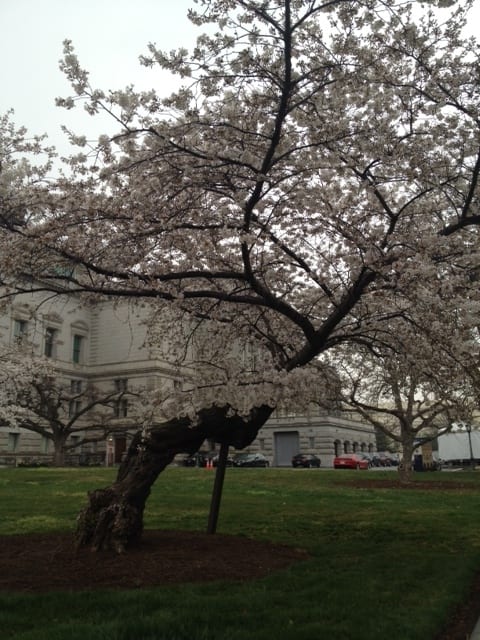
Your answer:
[1,467,480,640]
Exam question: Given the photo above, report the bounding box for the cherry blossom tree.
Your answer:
[0,346,140,467]
[1,0,479,550]
[0,347,54,434]
[331,331,477,482]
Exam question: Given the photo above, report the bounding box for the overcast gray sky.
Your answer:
[0,0,197,154]
[1,0,479,157]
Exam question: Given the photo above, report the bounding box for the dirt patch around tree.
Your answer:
[0,529,309,593]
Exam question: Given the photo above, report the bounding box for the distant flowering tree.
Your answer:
[0,0,479,551]
[330,327,477,482]
[0,347,54,431]
[0,346,139,466]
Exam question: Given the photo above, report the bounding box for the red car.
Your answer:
[333,453,370,470]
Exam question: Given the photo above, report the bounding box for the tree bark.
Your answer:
[53,449,66,467]
[75,405,272,553]
[398,434,415,484]
[53,437,67,467]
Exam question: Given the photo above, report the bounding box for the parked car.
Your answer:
[333,453,370,470]
[387,453,400,467]
[292,453,321,468]
[233,453,270,467]
[371,452,399,467]
[183,452,234,467]
[183,452,207,467]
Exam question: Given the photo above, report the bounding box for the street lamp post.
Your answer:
[466,424,475,469]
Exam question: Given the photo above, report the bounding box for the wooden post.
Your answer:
[206,442,229,535]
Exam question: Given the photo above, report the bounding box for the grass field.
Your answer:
[1,466,480,640]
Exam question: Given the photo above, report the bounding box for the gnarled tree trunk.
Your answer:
[398,434,415,484]
[76,405,272,553]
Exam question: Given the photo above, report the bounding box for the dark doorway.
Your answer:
[114,436,127,463]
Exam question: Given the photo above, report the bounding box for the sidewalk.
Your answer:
[471,617,480,640]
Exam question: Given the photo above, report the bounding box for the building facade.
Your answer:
[0,288,376,467]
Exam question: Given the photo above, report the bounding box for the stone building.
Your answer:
[0,287,376,467]
[0,287,177,465]
[250,411,376,467]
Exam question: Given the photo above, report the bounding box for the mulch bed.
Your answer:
[0,529,308,593]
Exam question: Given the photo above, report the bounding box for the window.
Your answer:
[70,435,81,448]
[13,319,27,345]
[114,378,128,393]
[72,334,83,363]
[53,265,75,278]
[69,399,82,417]
[41,436,50,454]
[114,398,128,418]
[44,327,56,358]
[70,379,82,394]
[8,433,19,453]
[309,436,315,449]
[114,379,128,417]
